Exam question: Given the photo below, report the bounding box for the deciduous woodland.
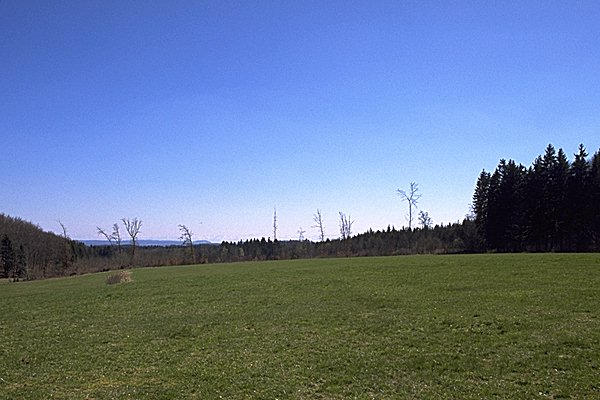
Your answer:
[2,143,599,281]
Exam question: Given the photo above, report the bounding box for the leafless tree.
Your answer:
[179,224,194,263]
[312,209,325,241]
[338,212,354,240]
[122,218,142,263]
[58,221,71,271]
[273,207,278,241]
[58,221,68,239]
[397,182,422,230]
[111,223,122,253]
[97,227,114,246]
[297,227,306,241]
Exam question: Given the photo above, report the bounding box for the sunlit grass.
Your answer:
[1,254,599,399]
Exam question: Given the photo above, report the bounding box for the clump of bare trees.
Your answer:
[339,212,354,240]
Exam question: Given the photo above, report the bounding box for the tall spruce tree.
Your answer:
[590,150,600,248]
[567,144,590,250]
[472,170,491,249]
[486,165,503,250]
[523,157,546,250]
[552,148,570,250]
[486,160,527,251]
[540,144,560,250]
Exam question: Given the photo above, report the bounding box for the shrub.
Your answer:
[106,270,132,285]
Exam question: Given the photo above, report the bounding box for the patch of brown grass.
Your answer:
[106,270,132,285]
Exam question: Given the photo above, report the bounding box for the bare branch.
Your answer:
[397,182,422,230]
[338,212,355,240]
[111,223,122,252]
[312,209,325,242]
[178,224,193,245]
[418,211,432,229]
[273,207,278,241]
[122,218,142,262]
[297,227,306,241]
[97,227,114,246]
[58,221,68,239]
[179,224,195,263]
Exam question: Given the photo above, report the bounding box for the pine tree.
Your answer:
[552,149,570,250]
[472,170,491,249]
[522,157,546,250]
[499,160,526,251]
[590,150,600,249]
[539,144,561,250]
[567,144,590,250]
[487,160,526,251]
[485,165,503,250]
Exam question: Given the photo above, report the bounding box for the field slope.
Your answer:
[1,254,599,399]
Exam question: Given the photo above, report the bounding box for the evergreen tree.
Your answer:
[552,148,570,250]
[472,170,491,249]
[522,157,544,250]
[1,235,16,279]
[566,144,590,250]
[485,160,526,251]
[538,144,560,250]
[590,150,600,248]
[486,165,503,250]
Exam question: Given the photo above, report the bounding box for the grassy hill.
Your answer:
[1,254,599,399]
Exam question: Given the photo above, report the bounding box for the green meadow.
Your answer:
[1,254,599,399]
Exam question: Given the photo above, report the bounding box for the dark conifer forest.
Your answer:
[472,144,600,252]
[1,143,599,281]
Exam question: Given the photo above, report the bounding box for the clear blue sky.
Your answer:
[2,1,599,241]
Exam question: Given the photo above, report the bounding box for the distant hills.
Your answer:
[80,239,213,247]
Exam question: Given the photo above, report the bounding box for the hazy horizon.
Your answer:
[3,2,600,241]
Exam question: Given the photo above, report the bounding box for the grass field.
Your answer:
[1,254,599,399]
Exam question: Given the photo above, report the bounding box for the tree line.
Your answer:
[0,214,84,280]
[472,144,600,252]
[0,209,473,281]
[2,142,599,281]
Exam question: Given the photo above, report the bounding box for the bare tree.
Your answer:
[111,223,122,253]
[397,182,422,230]
[418,211,432,229]
[122,218,142,263]
[179,224,194,263]
[97,227,114,246]
[312,209,325,242]
[297,227,306,241]
[58,221,68,240]
[58,221,71,272]
[273,207,278,241]
[338,212,354,240]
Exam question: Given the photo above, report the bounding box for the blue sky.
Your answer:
[2,1,600,241]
